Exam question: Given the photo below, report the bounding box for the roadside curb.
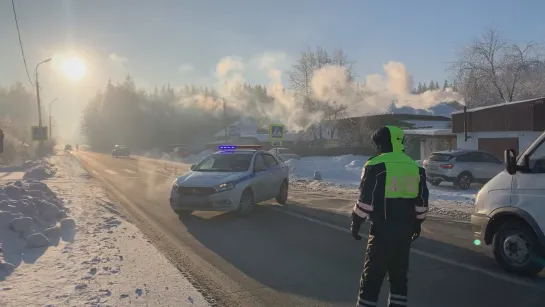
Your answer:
[265,201,470,227]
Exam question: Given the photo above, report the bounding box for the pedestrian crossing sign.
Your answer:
[31,126,48,141]
[269,124,285,141]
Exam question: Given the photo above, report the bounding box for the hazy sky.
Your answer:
[1,0,544,138]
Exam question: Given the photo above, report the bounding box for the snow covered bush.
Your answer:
[23,160,57,180]
[0,180,71,276]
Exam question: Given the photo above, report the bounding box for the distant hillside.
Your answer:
[387,101,463,118]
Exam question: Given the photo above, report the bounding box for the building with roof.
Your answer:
[333,114,453,159]
[402,128,456,161]
[206,117,312,150]
[205,113,457,157]
[451,97,545,159]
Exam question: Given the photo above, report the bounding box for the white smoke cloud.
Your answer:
[216,56,244,77]
[178,54,464,131]
[311,61,464,116]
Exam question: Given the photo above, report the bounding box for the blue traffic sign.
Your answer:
[31,126,48,141]
[269,124,285,140]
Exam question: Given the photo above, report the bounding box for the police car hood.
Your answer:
[176,171,247,187]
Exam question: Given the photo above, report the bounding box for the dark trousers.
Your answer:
[357,222,412,307]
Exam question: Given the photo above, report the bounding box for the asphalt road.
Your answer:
[67,151,545,307]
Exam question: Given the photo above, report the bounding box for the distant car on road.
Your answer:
[64,144,72,151]
[170,145,289,216]
[423,149,504,190]
[112,145,130,158]
[269,147,300,162]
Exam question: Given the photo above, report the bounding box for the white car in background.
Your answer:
[423,149,504,189]
[170,145,290,216]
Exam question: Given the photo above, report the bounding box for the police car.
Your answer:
[170,145,290,216]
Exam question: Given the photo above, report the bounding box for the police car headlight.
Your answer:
[214,182,235,193]
[172,180,179,189]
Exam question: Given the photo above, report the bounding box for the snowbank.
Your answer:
[0,180,70,279]
[286,155,369,185]
[22,160,57,180]
[0,155,211,306]
[287,154,479,219]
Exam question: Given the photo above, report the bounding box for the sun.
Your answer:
[61,56,86,80]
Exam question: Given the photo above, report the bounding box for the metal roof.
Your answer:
[451,97,545,115]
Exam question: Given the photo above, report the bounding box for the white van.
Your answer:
[471,132,545,276]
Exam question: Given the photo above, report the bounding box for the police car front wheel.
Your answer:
[276,180,288,204]
[237,189,255,216]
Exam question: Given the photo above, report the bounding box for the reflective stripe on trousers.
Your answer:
[356,223,412,307]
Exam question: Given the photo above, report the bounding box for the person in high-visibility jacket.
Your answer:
[351,125,429,307]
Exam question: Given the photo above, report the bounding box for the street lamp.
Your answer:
[35,57,52,156]
[48,98,58,140]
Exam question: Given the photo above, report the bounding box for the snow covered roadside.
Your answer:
[22,160,58,180]
[0,156,210,307]
[290,179,475,221]
[286,155,478,221]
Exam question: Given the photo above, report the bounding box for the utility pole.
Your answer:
[35,58,52,157]
[36,71,42,129]
[35,69,43,157]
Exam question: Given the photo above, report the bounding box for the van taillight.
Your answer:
[440,164,454,169]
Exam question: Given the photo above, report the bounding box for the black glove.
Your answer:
[351,220,363,240]
[412,221,422,241]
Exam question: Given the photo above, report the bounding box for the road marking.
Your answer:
[104,169,118,175]
[269,207,544,290]
[124,169,137,174]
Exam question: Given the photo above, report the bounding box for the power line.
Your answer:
[11,0,34,87]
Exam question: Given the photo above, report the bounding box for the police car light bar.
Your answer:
[218,145,263,150]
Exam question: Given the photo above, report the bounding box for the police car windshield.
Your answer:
[193,153,252,172]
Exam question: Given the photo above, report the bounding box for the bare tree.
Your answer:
[450,28,545,107]
[287,46,356,141]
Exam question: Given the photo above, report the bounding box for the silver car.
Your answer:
[423,149,504,190]
[170,146,290,216]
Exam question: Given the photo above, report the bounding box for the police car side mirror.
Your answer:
[190,164,196,170]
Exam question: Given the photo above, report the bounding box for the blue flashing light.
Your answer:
[218,145,263,151]
[219,145,237,150]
